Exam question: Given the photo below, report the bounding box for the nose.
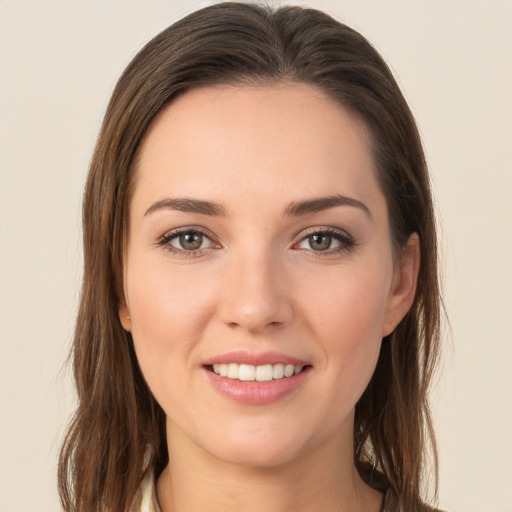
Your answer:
[217,248,294,334]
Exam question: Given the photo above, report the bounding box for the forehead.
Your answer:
[132,82,382,216]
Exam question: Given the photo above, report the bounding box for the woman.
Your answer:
[59,3,442,511]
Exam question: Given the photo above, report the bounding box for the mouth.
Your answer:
[202,351,312,404]
[205,363,311,382]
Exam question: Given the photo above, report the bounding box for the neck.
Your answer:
[156,421,382,512]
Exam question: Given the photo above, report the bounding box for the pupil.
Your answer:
[180,232,202,250]
[310,234,331,251]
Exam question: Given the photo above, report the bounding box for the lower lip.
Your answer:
[203,367,311,405]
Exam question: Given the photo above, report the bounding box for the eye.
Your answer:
[172,231,208,251]
[303,233,336,251]
[158,227,218,255]
[294,228,354,254]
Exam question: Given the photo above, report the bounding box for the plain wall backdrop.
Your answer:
[1,1,511,510]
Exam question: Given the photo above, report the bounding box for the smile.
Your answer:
[211,363,304,381]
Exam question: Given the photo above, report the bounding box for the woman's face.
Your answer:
[120,83,417,467]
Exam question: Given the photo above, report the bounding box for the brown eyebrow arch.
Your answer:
[284,194,371,218]
[144,198,227,217]
[144,194,370,218]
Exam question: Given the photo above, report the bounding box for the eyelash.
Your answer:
[157,227,219,258]
[292,226,355,257]
[156,226,355,258]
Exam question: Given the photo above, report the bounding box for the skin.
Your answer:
[119,83,419,512]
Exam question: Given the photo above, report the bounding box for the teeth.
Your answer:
[273,364,284,379]
[256,364,273,381]
[239,364,256,381]
[227,363,238,379]
[211,363,304,381]
[284,364,294,377]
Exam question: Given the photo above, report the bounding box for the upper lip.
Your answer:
[203,350,310,367]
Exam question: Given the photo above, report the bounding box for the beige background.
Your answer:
[1,1,511,510]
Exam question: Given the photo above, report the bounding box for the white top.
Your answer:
[130,469,161,512]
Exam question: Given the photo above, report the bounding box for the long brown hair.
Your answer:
[59,3,442,511]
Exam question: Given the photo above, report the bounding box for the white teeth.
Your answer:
[284,364,294,377]
[239,364,256,381]
[211,363,305,381]
[273,363,284,379]
[227,363,238,379]
[256,364,273,381]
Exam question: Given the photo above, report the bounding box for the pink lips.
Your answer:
[203,350,309,367]
[202,351,311,405]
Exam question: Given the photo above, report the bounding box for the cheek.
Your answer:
[127,254,214,328]
[300,261,390,395]
[124,256,218,382]
[303,261,391,343]
[124,260,222,428]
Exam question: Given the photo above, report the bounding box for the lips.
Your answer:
[202,351,312,405]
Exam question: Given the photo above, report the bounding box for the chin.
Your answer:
[211,442,303,469]
[200,421,314,469]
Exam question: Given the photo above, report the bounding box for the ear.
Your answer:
[118,297,132,332]
[382,233,420,337]
[117,275,132,332]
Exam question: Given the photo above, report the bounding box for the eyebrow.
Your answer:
[144,194,371,218]
[144,198,227,217]
[284,194,371,218]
